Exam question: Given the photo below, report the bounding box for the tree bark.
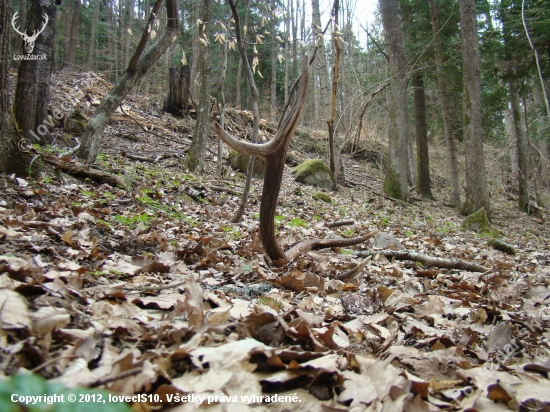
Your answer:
[270,0,277,122]
[13,0,60,146]
[124,0,135,68]
[532,80,549,186]
[234,0,249,108]
[459,0,491,218]
[63,0,72,62]
[412,73,433,199]
[0,0,33,176]
[189,0,200,100]
[311,0,330,126]
[507,64,530,212]
[88,0,101,67]
[182,0,211,173]
[427,0,461,207]
[380,0,410,201]
[67,0,80,64]
[76,0,178,163]
[162,66,190,116]
[328,0,343,186]
[504,108,519,181]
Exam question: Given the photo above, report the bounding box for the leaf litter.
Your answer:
[1,70,550,411]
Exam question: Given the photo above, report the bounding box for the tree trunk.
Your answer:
[189,0,200,100]
[67,0,80,64]
[328,0,343,186]
[162,66,190,116]
[13,0,59,146]
[77,0,178,163]
[0,0,33,176]
[227,0,260,223]
[311,0,330,125]
[532,80,549,186]
[412,73,433,199]
[459,0,491,218]
[427,0,460,207]
[124,0,135,68]
[234,0,249,108]
[63,0,72,62]
[507,64,530,212]
[182,0,211,173]
[291,0,297,85]
[217,37,228,176]
[504,108,519,181]
[88,0,101,67]
[270,0,277,122]
[380,0,410,201]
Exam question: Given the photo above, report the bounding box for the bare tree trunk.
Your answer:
[459,0,491,218]
[13,0,60,146]
[328,0,343,186]
[504,108,519,181]
[270,0,277,122]
[533,80,549,186]
[183,0,211,172]
[162,66,189,115]
[234,0,249,108]
[227,0,260,223]
[311,0,330,125]
[1,0,33,176]
[508,64,530,212]
[63,0,72,62]
[189,0,200,100]
[124,0,135,68]
[67,0,80,64]
[77,0,178,163]
[291,0,297,84]
[217,37,228,176]
[284,1,290,105]
[428,0,461,207]
[412,73,433,199]
[380,0,410,201]
[88,0,101,68]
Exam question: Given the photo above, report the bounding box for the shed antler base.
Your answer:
[214,58,377,262]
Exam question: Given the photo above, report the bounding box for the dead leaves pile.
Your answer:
[1,151,550,412]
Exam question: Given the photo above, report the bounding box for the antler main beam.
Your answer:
[215,57,375,262]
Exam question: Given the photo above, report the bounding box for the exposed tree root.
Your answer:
[356,249,489,272]
[41,153,125,187]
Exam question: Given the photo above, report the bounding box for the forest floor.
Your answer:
[1,68,550,411]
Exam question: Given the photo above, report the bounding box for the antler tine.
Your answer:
[266,56,310,153]
[11,11,26,37]
[28,13,49,40]
[213,122,271,160]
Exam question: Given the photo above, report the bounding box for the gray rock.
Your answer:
[372,232,404,250]
[290,159,336,191]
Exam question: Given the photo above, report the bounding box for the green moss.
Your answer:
[228,150,265,176]
[383,166,405,200]
[312,192,332,203]
[290,159,335,190]
[462,208,490,232]
[488,238,516,256]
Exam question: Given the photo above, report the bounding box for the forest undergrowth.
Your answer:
[1,68,550,411]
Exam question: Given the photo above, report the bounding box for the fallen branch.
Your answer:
[357,250,489,272]
[326,219,355,228]
[209,185,241,196]
[286,230,379,261]
[41,153,125,187]
[338,256,372,281]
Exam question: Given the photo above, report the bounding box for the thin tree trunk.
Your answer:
[428,0,461,207]
[234,0,249,108]
[270,0,277,122]
[218,37,228,176]
[77,0,178,163]
[311,0,330,125]
[328,0,343,186]
[380,0,410,201]
[459,0,491,217]
[189,0,200,100]
[67,0,80,64]
[532,80,549,186]
[124,0,135,68]
[412,73,433,199]
[63,0,72,61]
[88,0,101,67]
[284,1,290,105]
[291,0,297,84]
[504,108,519,181]
[227,0,260,223]
[508,64,530,212]
[13,0,60,145]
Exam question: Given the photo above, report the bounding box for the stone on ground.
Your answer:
[290,159,336,191]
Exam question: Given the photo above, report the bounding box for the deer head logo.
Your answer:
[12,11,48,54]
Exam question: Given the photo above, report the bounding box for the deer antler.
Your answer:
[215,57,377,262]
[28,13,49,41]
